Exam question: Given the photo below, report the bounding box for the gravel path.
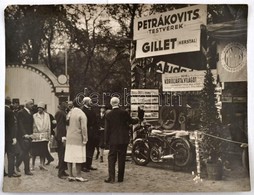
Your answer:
[2,152,251,193]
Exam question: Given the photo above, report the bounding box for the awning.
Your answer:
[207,19,247,40]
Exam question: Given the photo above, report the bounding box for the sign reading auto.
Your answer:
[133,5,207,58]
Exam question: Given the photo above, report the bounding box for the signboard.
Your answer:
[133,4,207,40]
[131,112,159,119]
[136,30,201,58]
[156,61,194,74]
[131,96,159,104]
[130,89,159,96]
[131,89,159,119]
[162,70,217,92]
[217,41,247,82]
[131,104,159,111]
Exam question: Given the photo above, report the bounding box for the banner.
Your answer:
[162,70,217,92]
[136,30,200,58]
[156,61,194,74]
[217,41,247,82]
[133,4,207,40]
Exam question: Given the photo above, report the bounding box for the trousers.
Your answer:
[5,143,16,176]
[57,140,67,176]
[107,144,128,181]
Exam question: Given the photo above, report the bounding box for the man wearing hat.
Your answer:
[31,102,51,171]
[104,97,137,183]
[16,99,34,175]
[5,97,21,177]
[81,97,99,172]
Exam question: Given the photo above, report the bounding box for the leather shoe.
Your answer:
[75,177,88,182]
[63,172,69,176]
[58,175,67,179]
[46,159,54,165]
[8,172,21,178]
[39,165,48,171]
[118,179,123,182]
[16,166,21,172]
[81,168,90,172]
[104,178,115,183]
[89,166,97,171]
[25,172,33,176]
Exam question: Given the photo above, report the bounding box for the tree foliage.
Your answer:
[5,4,248,100]
[199,67,222,163]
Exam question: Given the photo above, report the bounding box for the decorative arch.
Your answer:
[7,64,55,92]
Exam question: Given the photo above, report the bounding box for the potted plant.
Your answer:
[199,67,223,180]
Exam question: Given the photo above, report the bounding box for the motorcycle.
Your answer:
[131,122,195,168]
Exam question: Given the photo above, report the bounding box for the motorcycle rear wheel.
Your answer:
[170,138,193,167]
[132,140,150,166]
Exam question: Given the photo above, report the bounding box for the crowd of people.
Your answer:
[4,96,137,183]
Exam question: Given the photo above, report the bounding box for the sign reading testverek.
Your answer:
[162,70,217,92]
[133,5,207,58]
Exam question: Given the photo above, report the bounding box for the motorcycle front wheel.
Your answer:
[170,138,193,167]
[131,140,150,166]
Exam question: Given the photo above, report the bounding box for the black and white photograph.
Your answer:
[1,0,253,193]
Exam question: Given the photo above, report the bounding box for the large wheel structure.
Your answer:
[160,106,177,130]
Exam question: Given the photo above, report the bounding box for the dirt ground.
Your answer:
[2,151,251,193]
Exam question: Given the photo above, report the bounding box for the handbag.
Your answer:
[49,136,58,153]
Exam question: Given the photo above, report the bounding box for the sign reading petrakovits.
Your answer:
[133,5,207,40]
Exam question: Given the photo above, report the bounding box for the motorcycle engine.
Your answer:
[150,145,163,163]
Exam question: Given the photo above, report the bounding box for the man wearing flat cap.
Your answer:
[16,99,34,175]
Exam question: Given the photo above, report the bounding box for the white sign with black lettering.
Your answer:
[136,30,200,58]
[162,70,217,91]
[133,4,207,40]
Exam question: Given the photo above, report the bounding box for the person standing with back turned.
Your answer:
[104,97,136,183]
[81,97,99,172]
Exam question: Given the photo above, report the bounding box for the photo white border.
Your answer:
[0,1,253,195]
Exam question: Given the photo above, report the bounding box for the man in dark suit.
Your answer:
[5,97,21,177]
[44,113,56,165]
[104,97,137,183]
[16,99,34,175]
[55,102,69,179]
[82,97,99,172]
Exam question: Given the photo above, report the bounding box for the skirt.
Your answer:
[99,130,105,148]
[30,141,48,157]
[64,144,86,163]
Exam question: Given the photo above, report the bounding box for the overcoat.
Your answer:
[64,107,88,163]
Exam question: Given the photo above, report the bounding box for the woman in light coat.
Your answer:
[64,98,88,182]
[32,102,51,171]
